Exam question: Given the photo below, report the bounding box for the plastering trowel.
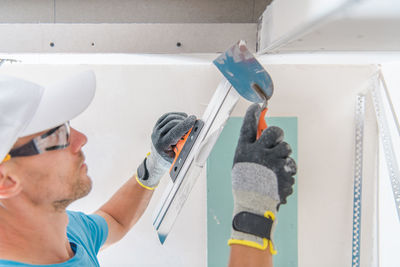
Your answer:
[152,40,274,244]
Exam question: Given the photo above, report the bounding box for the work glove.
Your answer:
[136,112,196,190]
[228,104,297,254]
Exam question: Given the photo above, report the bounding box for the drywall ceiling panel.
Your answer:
[275,18,400,52]
[0,0,267,23]
[0,23,257,53]
[258,0,400,53]
[258,0,351,52]
[0,0,54,23]
[55,0,256,23]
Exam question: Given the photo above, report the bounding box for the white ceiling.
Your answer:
[258,0,400,53]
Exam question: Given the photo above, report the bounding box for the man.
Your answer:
[0,71,296,266]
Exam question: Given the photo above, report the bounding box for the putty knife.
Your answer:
[152,41,274,244]
[213,40,274,138]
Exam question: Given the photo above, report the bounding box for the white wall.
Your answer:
[0,62,381,266]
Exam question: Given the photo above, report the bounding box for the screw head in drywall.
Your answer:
[50,42,55,47]
[176,42,182,47]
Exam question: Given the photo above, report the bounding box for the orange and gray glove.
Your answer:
[136,112,196,190]
[228,104,296,253]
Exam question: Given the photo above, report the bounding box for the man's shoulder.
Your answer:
[66,210,108,253]
[66,210,106,235]
[66,210,86,222]
[66,210,106,226]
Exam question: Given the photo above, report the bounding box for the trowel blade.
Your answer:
[152,80,240,244]
[213,40,274,103]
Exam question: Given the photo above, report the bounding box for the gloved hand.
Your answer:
[228,104,297,253]
[136,112,196,190]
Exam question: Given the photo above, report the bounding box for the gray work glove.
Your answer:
[136,112,196,189]
[228,104,297,253]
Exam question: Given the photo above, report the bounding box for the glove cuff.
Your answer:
[230,162,280,253]
[229,211,277,254]
[136,145,171,189]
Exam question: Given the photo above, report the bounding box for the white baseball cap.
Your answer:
[0,70,96,162]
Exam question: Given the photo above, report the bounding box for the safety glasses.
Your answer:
[2,122,71,162]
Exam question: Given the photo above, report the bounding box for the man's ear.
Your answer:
[0,164,22,199]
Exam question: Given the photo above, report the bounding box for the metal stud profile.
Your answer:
[351,94,365,267]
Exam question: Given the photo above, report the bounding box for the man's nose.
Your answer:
[69,128,88,153]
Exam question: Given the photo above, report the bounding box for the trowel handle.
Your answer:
[170,128,192,172]
[168,120,205,179]
[256,107,268,139]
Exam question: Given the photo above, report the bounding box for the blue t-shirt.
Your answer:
[0,210,108,266]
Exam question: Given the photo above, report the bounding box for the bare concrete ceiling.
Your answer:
[0,0,272,23]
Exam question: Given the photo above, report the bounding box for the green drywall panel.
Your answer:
[207,117,298,267]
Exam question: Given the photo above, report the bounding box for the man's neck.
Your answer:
[0,200,74,265]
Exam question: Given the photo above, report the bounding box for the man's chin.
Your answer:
[75,175,93,200]
[54,176,92,211]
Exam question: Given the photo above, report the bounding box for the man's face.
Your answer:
[11,127,92,212]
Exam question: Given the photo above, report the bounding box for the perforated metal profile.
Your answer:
[351,94,365,267]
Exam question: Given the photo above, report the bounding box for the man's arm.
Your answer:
[95,175,153,248]
[94,112,196,248]
[229,245,273,267]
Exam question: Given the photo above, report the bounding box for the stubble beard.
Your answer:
[52,175,93,212]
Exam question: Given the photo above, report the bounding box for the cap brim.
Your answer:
[21,70,96,137]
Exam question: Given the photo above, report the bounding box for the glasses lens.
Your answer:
[35,122,71,152]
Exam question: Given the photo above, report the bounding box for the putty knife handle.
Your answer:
[256,108,268,139]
